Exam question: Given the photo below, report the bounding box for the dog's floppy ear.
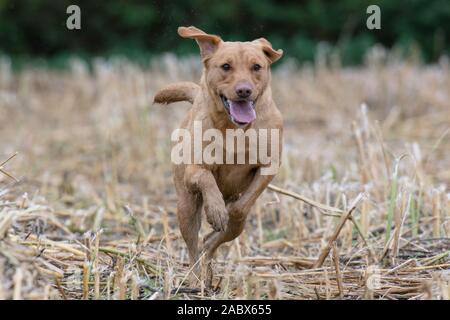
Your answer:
[254,38,283,64]
[178,26,222,60]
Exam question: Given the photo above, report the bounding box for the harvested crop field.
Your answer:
[0,53,449,300]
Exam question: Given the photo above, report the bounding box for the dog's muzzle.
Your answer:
[220,95,256,126]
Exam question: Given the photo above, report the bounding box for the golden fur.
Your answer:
[154,26,283,287]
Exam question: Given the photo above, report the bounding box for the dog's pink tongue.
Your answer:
[229,100,256,124]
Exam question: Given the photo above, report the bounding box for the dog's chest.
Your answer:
[213,164,257,201]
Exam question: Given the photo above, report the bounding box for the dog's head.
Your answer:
[178,26,283,127]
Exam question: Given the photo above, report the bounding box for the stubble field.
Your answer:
[0,51,449,299]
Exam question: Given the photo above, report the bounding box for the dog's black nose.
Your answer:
[235,83,252,98]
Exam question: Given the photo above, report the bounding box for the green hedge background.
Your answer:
[0,0,448,65]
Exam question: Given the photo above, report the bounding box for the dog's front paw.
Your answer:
[204,198,228,232]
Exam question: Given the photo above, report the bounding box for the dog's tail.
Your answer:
[153,82,200,105]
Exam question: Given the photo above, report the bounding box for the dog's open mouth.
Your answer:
[220,95,256,126]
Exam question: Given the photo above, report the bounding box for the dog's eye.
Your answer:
[252,64,262,71]
[221,63,231,71]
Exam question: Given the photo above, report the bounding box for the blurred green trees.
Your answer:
[0,0,448,65]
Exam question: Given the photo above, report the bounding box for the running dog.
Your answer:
[154,26,283,287]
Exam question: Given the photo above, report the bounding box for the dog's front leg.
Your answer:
[204,168,274,255]
[229,169,274,220]
[184,165,228,232]
[199,169,273,287]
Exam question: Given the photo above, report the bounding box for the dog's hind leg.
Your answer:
[176,188,202,285]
